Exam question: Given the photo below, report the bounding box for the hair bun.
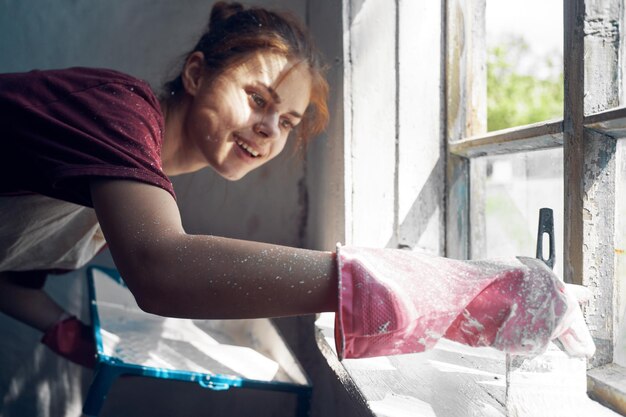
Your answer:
[209,1,244,29]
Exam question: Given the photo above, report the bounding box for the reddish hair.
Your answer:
[163,1,329,147]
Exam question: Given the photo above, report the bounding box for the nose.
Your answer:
[253,111,280,139]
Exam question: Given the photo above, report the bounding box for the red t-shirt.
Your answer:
[0,67,175,207]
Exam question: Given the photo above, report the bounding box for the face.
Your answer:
[183,51,312,180]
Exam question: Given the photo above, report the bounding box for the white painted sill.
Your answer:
[315,312,624,417]
[588,364,626,415]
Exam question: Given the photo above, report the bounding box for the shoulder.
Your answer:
[0,67,158,110]
[0,67,173,205]
[0,67,148,89]
[48,67,154,95]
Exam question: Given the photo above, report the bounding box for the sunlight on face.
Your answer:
[186,52,312,180]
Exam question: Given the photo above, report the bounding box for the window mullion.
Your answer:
[563,0,586,286]
[565,0,621,368]
[449,120,564,158]
[445,0,487,259]
[586,106,626,137]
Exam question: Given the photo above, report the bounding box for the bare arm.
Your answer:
[90,179,338,319]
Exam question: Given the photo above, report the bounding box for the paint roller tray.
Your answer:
[82,266,311,416]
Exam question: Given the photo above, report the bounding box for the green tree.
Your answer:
[487,36,563,131]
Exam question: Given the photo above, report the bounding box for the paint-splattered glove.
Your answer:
[444,256,595,358]
[41,315,97,368]
[334,246,595,360]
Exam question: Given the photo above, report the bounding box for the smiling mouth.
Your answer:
[236,139,261,158]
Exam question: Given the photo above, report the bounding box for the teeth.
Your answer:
[237,140,259,157]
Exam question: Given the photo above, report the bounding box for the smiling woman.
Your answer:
[0,0,594,400]
[0,1,332,368]
[161,51,313,180]
[161,1,329,155]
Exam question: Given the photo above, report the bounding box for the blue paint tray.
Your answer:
[83,266,312,416]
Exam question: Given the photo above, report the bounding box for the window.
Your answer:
[308,0,625,415]
[447,0,626,414]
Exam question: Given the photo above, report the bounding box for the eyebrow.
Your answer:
[263,84,303,119]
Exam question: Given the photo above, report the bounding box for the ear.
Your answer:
[181,51,206,96]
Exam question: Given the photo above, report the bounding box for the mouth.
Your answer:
[235,137,262,158]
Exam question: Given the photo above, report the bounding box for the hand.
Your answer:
[41,315,97,368]
[334,246,596,360]
[445,257,595,358]
[335,245,529,359]
[552,282,596,358]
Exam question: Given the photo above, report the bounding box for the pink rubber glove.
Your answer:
[445,256,595,357]
[41,316,97,368]
[334,246,595,360]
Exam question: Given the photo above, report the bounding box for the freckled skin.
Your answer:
[162,51,312,180]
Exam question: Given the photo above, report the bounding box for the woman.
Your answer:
[0,2,335,368]
[0,2,594,368]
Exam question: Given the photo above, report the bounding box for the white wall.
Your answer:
[320,0,444,253]
[303,2,446,416]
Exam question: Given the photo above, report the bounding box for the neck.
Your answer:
[160,97,208,176]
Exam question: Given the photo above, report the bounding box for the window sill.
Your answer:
[315,313,624,417]
[315,312,507,416]
[588,363,626,415]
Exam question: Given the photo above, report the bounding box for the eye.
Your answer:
[280,118,295,130]
[249,92,267,108]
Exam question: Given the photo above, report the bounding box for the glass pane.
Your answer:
[480,148,564,279]
[486,0,563,131]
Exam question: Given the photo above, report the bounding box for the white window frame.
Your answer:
[308,0,625,415]
[447,0,626,413]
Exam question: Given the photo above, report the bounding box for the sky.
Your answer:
[486,0,563,57]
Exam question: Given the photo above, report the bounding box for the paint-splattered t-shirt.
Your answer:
[0,67,175,207]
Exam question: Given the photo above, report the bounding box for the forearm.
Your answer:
[0,271,65,331]
[92,179,338,320]
[122,233,338,319]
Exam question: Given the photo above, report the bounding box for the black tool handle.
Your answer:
[536,208,555,270]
